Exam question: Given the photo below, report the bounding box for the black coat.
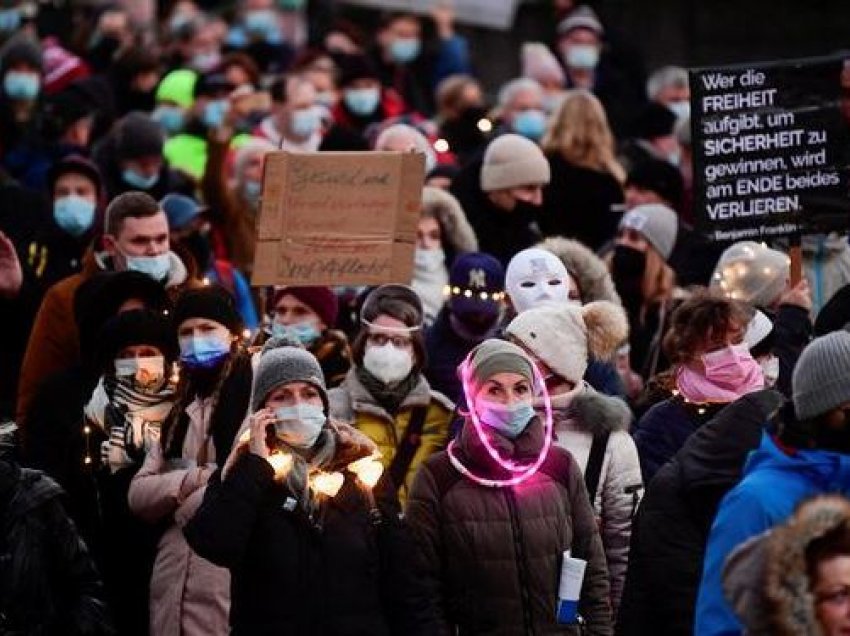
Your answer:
[539,154,624,251]
[450,158,541,268]
[0,460,113,635]
[24,369,158,636]
[185,451,438,636]
[616,390,782,635]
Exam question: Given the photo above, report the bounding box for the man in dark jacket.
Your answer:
[450,134,551,268]
[0,421,113,635]
[617,389,782,635]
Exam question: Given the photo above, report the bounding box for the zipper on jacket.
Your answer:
[505,487,536,635]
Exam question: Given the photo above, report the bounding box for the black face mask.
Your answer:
[510,199,541,219]
[813,410,850,454]
[612,245,647,313]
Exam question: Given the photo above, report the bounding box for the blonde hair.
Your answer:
[541,89,626,183]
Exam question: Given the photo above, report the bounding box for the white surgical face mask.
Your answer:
[759,355,779,388]
[363,343,413,385]
[124,252,171,281]
[414,247,445,272]
[273,403,326,449]
[564,44,599,70]
[506,248,570,313]
[668,100,690,121]
[114,356,166,391]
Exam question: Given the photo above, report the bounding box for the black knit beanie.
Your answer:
[0,35,43,74]
[115,111,164,160]
[173,286,242,334]
[96,309,178,374]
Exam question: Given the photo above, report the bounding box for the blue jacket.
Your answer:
[695,432,850,635]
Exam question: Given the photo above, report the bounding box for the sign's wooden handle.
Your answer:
[789,243,802,286]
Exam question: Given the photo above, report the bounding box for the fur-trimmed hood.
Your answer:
[551,384,632,436]
[422,186,478,256]
[724,495,850,636]
[539,236,621,305]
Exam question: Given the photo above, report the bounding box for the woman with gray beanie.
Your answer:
[184,338,438,635]
[406,339,612,634]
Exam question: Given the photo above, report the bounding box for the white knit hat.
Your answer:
[618,203,678,261]
[710,241,790,307]
[505,300,628,385]
[480,133,551,192]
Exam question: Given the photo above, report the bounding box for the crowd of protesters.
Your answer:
[2,1,850,635]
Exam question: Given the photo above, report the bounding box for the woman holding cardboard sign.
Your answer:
[329,284,454,503]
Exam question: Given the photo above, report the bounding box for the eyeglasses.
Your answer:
[367,333,413,349]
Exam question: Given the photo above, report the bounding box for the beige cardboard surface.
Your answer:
[251,151,425,286]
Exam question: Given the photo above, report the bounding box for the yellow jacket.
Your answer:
[329,370,454,501]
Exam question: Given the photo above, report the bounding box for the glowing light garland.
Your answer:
[448,355,554,488]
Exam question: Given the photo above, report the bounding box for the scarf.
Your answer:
[275,427,338,518]
[84,375,176,470]
[356,366,420,416]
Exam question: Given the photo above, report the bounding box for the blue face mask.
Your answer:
[53,196,96,237]
[180,334,232,370]
[271,321,321,347]
[389,38,421,64]
[122,168,159,190]
[344,88,380,117]
[125,252,171,281]
[4,71,39,100]
[152,105,186,135]
[243,180,262,205]
[273,403,326,449]
[476,399,535,440]
[0,8,21,33]
[202,99,229,129]
[244,9,281,42]
[290,107,320,138]
[513,109,547,141]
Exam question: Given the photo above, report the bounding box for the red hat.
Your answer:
[271,286,338,327]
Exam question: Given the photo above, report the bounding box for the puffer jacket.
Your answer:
[127,396,233,636]
[406,415,613,635]
[329,370,453,501]
[184,421,439,635]
[0,460,112,635]
[549,386,642,613]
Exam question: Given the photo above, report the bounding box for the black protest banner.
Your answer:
[690,55,850,242]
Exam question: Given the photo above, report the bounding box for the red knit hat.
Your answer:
[271,286,339,327]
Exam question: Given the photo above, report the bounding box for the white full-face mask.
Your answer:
[505,247,570,313]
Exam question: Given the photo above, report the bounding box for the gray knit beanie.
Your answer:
[792,331,850,420]
[116,111,165,160]
[467,339,535,388]
[619,203,678,261]
[251,337,328,413]
[480,134,551,192]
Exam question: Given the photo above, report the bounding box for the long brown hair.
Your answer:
[541,89,626,183]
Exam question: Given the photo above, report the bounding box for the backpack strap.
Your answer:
[584,431,611,506]
[388,406,428,492]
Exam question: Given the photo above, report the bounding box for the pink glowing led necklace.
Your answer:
[447,354,554,488]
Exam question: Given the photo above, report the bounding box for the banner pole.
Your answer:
[789,233,802,286]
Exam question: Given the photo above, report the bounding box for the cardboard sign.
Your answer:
[340,0,520,30]
[251,151,425,287]
[690,55,850,242]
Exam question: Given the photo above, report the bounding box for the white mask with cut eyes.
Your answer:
[505,247,570,313]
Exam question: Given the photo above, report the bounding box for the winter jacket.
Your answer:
[25,368,160,636]
[16,250,193,428]
[0,460,112,635]
[128,394,236,636]
[801,233,850,314]
[616,390,782,636]
[695,426,850,635]
[185,422,439,635]
[329,369,453,501]
[450,157,544,267]
[551,386,642,613]
[632,395,726,483]
[539,154,624,252]
[406,415,613,635]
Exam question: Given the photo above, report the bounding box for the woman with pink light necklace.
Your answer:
[406,338,613,635]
